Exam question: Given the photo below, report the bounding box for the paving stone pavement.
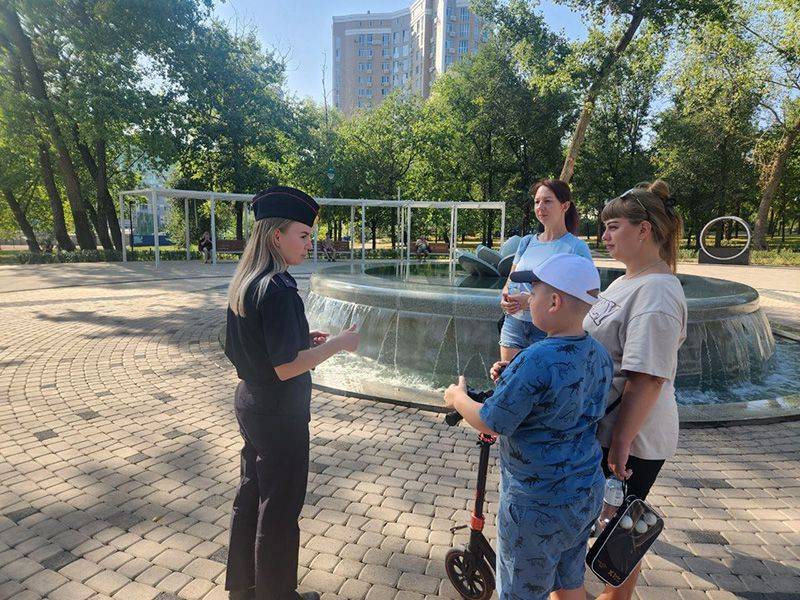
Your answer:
[1,263,799,600]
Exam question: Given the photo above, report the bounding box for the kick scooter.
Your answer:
[444,388,497,600]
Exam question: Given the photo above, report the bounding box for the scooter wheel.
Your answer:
[444,546,495,600]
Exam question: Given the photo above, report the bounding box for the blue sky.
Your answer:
[212,1,587,102]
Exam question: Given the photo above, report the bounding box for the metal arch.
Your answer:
[699,216,751,262]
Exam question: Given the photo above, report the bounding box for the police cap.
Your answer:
[251,186,319,226]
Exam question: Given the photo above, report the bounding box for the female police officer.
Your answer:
[224,186,359,600]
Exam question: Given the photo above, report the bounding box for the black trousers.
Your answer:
[226,391,309,600]
[601,447,665,501]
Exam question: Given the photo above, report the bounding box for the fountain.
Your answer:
[306,255,800,423]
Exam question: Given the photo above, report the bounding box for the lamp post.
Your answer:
[326,167,335,239]
[326,167,335,195]
[128,200,135,253]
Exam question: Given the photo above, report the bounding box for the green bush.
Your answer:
[16,248,203,264]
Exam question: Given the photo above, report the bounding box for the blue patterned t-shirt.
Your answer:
[479,334,613,505]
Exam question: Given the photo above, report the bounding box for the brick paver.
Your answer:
[0,262,799,599]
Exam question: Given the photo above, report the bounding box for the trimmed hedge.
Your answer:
[16,249,203,264]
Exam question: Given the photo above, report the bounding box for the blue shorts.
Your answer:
[499,315,546,349]
[495,493,602,599]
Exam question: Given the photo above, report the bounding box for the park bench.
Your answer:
[319,240,352,260]
[215,239,246,254]
[415,241,450,260]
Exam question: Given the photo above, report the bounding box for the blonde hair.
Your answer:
[601,179,684,272]
[227,217,292,316]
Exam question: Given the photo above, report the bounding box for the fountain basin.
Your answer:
[308,263,776,392]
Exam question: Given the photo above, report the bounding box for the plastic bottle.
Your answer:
[595,477,625,534]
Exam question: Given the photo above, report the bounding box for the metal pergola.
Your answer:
[118,188,505,268]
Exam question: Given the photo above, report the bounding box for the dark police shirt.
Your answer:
[225,270,311,417]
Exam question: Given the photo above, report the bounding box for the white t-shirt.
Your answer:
[583,273,687,460]
[509,233,593,321]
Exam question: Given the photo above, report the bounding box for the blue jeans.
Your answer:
[499,315,546,349]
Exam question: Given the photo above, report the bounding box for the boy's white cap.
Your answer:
[510,254,600,305]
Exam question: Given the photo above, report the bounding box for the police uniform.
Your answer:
[224,186,319,600]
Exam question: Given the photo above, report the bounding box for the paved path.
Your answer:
[0,262,799,600]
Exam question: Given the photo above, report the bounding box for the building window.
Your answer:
[358,48,373,57]
[393,31,398,43]
[381,75,389,84]
[458,39,468,54]
[358,62,372,71]
[382,48,389,57]
[445,39,452,51]
[460,7,469,20]
[445,54,453,66]
[382,88,389,96]
[382,61,390,71]
[447,23,454,36]
[460,23,469,37]
[382,33,390,45]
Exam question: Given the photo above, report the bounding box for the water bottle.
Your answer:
[596,477,625,534]
[506,281,525,319]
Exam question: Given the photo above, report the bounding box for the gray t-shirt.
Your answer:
[583,273,687,460]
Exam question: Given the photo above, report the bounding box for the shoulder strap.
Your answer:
[517,234,533,257]
[605,393,623,416]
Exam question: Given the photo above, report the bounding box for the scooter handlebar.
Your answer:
[445,387,493,427]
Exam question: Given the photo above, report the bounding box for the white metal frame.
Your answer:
[118,188,506,267]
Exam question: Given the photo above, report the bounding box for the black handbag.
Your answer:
[586,493,664,587]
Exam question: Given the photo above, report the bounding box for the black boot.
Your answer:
[228,590,255,600]
[296,593,320,600]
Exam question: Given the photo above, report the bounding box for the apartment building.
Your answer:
[332,0,486,115]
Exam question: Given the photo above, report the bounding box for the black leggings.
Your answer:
[601,447,665,501]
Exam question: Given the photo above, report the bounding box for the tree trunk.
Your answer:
[521,194,531,234]
[0,34,74,252]
[560,7,645,183]
[235,201,244,240]
[68,125,112,249]
[3,188,39,252]
[0,5,95,249]
[37,142,75,251]
[95,139,122,250]
[754,116,800,249]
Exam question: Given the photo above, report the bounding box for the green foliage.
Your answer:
[572,27,665,232]
[652,15,762,244]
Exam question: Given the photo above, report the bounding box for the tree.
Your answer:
[744,0,800,248]
[477,0,731,184]
[572,27,664,241]
[652,17,761,247]
[171,21,288,240]
[334,93,425,248]
[0,4,95,249]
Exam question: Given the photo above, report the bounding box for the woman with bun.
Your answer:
[583,180,687,600]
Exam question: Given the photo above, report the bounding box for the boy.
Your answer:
[444,253,613,600]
